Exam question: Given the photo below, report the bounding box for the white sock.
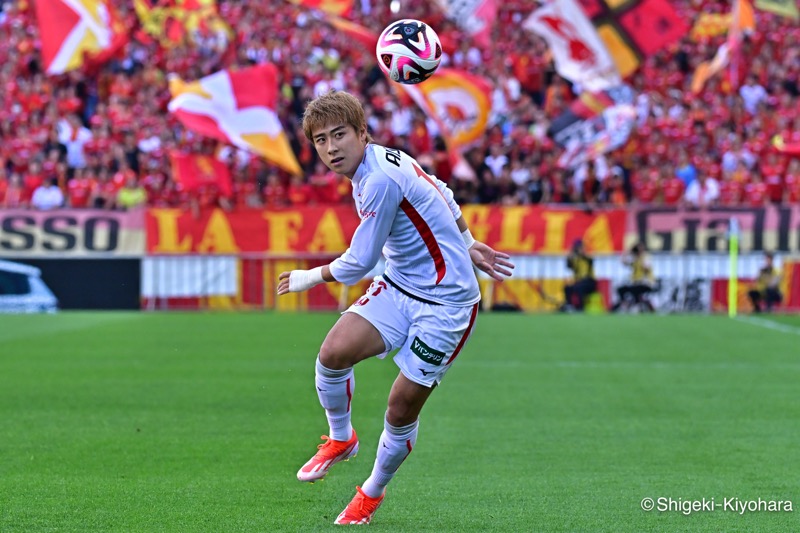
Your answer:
[361,417,418,498]
[315,357,354,441]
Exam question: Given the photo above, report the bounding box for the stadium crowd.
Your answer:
[0,0,798,213]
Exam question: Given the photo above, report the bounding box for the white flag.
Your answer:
[524,0,620,92]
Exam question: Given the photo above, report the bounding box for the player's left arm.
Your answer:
[411,160,513,281]
[428,171,463,221]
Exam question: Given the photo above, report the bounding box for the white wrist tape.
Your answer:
[462,228,476,249]
[288,266,325,292]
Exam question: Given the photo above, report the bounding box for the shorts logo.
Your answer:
[411,336,446,366]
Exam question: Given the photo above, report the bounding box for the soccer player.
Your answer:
[277,90,514,525]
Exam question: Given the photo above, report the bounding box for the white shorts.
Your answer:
[345,276,479,387]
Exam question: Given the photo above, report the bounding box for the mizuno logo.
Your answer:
[418,368,434,376]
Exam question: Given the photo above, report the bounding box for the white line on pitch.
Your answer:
[734,316,800,337]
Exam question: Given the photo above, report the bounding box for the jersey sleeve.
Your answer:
[431,173,462,220]
[329,174,402,285]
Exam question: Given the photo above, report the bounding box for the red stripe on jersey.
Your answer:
[412,162,448,205]
[446,303,479,365]
[400,198,446,285]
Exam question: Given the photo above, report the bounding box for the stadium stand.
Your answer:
[0,0,797,212]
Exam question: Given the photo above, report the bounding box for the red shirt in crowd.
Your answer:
[311,171,343,204]
[233,179,259,209]
[764,173,784,203]
[287,177,313,206]
[67,175,96,208]
[661,177,685,206]
[634,176,658,204]
[718,179,743,206]
[784,172,800,203]
[263,180,288,209]
[742,181,769,206]
[22,172,44,202]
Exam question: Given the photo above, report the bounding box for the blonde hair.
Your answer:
[302,90,373,143]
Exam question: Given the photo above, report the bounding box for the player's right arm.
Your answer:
[329,174,402,284]
[277,264,335,295]
[277,173,402,294]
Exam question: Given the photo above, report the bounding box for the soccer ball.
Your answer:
[376,19,442,85]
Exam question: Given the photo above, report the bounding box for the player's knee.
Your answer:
[318,340,350,370]
[385,400,419,427]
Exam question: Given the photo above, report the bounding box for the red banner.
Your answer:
[145,206,628,254]
[170,152,233,197]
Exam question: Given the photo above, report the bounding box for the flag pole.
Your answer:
[728,217,740,318]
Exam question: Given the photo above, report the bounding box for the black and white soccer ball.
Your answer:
[376,19,442,85]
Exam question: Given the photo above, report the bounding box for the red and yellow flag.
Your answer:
[288,0,353,17]
[34,0,128,75]
[691,0,755,93]
[168,64,302,175]
[690,13,732,41]
[134,0,232,48]
[401,69,493,178]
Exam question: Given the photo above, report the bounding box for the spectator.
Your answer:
[484,144,509,178]
[742,169,769,207]
[57,114,92,171]
[31,177,64,210]
[287,174,313,206]
[66,168,95,208]
[718,173,744,206]
[674,150,697,188]
[685,173,720,208]
[580,160,601,205]
[116,175,148,210]
[1,172,25,208]
[263,171,289,208]
[739,74,768,115]
[525,169,550,204]
[784,159,800,204]
[722,137,756,174]
[0,0,795,212]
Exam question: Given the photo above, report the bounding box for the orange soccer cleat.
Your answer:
[296,430,359,482]
[334,486,385,525]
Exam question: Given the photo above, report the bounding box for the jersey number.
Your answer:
[354,280,388,307]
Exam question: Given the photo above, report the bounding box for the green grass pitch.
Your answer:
[1,312,799,532]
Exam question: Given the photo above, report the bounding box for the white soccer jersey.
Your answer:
[329,144,480,306]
